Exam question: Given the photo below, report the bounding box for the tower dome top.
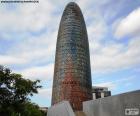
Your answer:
[67,2,78,6]
[60,1,83,24]
[65,2,80,11]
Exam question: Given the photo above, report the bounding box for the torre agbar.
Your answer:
[51,2,92,111]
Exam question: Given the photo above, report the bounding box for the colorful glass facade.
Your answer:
[51,2,92,111]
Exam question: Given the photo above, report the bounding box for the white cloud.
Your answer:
[0,0,55,32]
[81,1,108,41]
[90,37,140,73]
[20,63,54,81]
[6,30,57,66]
[0,55,28,65]
[77,0,93,10]
[94,76,135,91]
[87,16,108,40]
[114,7,140,38]
[94,82,116,90]
[38,88,52,99]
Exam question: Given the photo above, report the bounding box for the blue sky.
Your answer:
[0,0,140,107]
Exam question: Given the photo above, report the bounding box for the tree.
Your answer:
[20,101,47,116]
[0,65,45,116]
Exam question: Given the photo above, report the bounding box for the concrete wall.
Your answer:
[47,101,75,116]
[83,90,140,116]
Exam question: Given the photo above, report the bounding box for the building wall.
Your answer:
[47,101,75,116]
[83,90,140,116]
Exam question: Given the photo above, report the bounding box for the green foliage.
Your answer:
[0,65,46,116]
[21,102,46,116]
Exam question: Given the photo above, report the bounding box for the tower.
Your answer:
[51,2,92,111]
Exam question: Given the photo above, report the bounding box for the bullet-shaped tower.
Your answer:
[52,2,92,111]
